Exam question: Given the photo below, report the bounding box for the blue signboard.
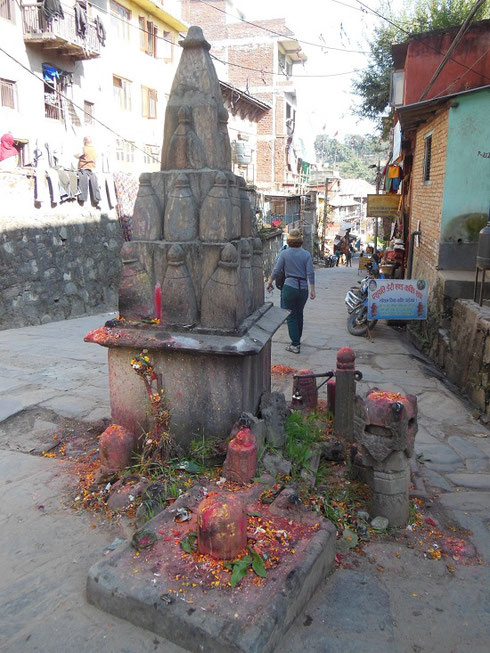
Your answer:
[367,280,428,320]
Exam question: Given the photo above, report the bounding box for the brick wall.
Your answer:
[228,43,275,88]
[410,107,448,291]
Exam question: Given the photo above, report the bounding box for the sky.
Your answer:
[229,0,392,158]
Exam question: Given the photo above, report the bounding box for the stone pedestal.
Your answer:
[86,304,286,446]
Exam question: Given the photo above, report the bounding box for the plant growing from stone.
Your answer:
[131,349,175,464]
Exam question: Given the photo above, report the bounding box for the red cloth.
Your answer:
[0,133,18,162]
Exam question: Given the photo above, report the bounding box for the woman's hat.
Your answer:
[287,228,303,244]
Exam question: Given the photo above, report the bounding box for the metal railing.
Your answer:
[22,4,101,56]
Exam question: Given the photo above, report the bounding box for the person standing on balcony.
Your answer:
[265,229,315,354]
[76,136,101,206]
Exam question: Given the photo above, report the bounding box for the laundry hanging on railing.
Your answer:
[42,0,64,23]
[74,2,88,37]
[94,15,106,46]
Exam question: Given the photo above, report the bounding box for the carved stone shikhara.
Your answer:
[354,388,418,527]
[85,26,288,444]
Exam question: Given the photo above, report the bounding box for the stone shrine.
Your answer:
[85,26,287,445]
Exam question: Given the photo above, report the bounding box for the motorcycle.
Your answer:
[344,263,379,336]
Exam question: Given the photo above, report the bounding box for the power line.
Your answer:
[195,0,369,53]
[210,53,366,79]
[433,46,490,97]
[0,45,161,164]
[60,0,368,81]
[354,0,490,83]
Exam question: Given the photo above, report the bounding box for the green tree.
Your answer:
[353,0,490,127]
[314,133,390,183]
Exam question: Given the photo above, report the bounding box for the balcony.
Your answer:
[22,4,101,60]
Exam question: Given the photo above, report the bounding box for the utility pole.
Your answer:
[321,176,329,256]
[374,159,380,253]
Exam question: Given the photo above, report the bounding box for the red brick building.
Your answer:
[182,0,307,194]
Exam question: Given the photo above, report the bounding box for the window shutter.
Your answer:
[139,17,146,51]
[142,86,148,118]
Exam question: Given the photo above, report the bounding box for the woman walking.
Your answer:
[266,229,315,354]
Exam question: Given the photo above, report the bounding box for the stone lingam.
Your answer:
[85,26,287,446]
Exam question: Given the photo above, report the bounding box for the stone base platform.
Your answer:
[87,484,336,653]
[85,303,288,446]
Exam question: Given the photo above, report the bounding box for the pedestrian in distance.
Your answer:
[265,228,315,354]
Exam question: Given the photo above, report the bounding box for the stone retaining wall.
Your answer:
[0,216,123,330]
[410,292,490,416]
[260,228,283,277]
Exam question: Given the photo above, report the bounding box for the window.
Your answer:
[113,75,132,111]
[141,86,157,119]
[116,139,135,163]
[423,132,432,183]
[43,65,64,120]
[278,51,292,76]
[0,0,13,21]
[84,100,94,125]
[110,1,131,40]
[0,78,16,109]
[144,144,158,165]
[160,31,173,60]
[139,17,158,56]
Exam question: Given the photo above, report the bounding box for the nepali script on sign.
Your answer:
[367,280,428,320]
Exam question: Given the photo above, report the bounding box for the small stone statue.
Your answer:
[259,391,289,449]
[353,388,418,527]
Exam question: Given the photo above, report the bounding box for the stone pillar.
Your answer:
[334,347,356,441]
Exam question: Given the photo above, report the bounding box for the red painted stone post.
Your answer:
[292,369,318,410]
[197,492,247,560]
[334,347,356,441]
[99,424,137,472]
[222,428,257,484]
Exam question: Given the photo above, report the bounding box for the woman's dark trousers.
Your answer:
[282,285,308,347]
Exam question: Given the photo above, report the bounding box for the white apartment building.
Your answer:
[0,0,187,172]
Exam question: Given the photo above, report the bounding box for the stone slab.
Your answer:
[422,469,453,492]
[416,444,463,466]
[87,485,336,653]
[448,435,487,460]
[85,304,289,357]
[447,473,490,490]
[439,491,490,513]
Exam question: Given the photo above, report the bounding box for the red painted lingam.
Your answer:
[99,424,137,472]
[197,492,247,560]
[222,427,257,484]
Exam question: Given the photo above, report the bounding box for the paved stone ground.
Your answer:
[1,262,489,652]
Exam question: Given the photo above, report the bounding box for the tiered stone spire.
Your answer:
[118,26,263,333]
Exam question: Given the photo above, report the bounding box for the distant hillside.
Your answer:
[314,134,390,185]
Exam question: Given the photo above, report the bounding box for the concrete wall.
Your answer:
[403,21,490,105]
[438,88,490,269]
[0,171,122,330]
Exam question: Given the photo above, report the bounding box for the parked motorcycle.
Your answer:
[344,266,379,336]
